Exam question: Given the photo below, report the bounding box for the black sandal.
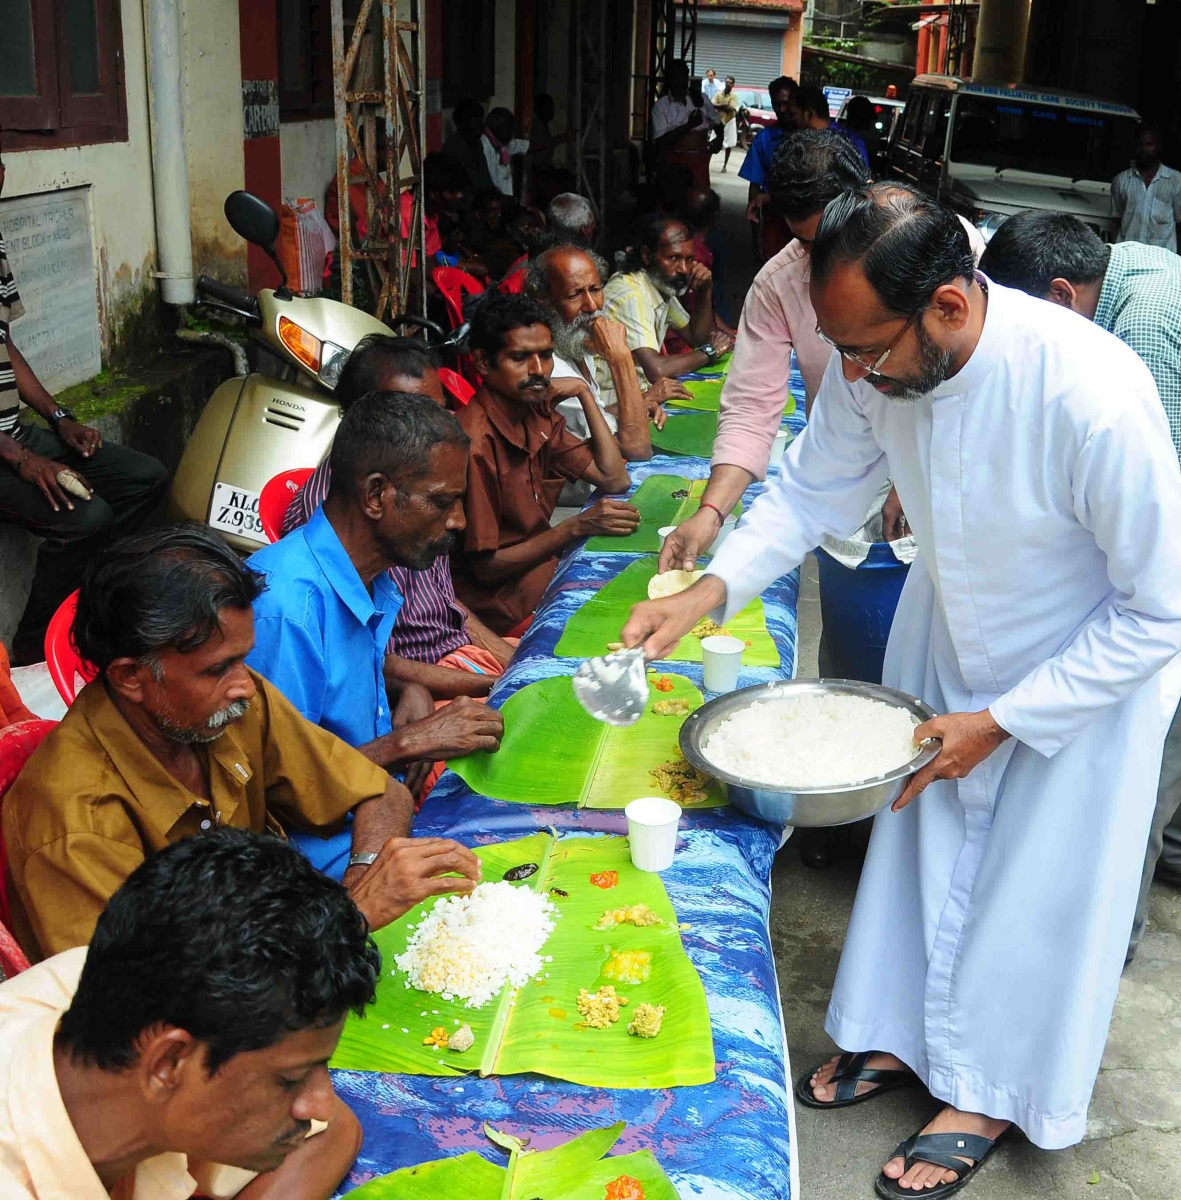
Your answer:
[874,1127,1008,1198]
[794,1050,921,1109]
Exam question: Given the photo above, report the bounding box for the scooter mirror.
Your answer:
[224,191,280,251]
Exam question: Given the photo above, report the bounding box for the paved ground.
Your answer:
[704,152,1181,1200]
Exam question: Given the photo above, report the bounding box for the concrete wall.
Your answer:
[3,0,158,360]
[492,0,520,112]
[280,119,336,208]
[183,0,248,286]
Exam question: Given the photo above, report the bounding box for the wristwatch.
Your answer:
[698,343,718,362]
[49,406,77,426]
[348,851,379,869]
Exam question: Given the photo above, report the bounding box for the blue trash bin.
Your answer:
[814,542,910,685]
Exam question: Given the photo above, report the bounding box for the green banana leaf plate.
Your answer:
[331,834,716,1090]
[584,475,740,554]
[555,556,779,668]
[448,672,725,808]
[347,1122,679,1200]
[649,411,718,458]
[665,377,724,411]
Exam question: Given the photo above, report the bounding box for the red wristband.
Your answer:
[699,502,726,526]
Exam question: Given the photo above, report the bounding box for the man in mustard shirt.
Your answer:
[0,829,377,1199]
[2,523,480,958]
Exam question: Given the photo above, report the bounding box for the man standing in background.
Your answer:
[1112,123,1181,251]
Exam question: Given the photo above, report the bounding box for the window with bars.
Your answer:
[0,0,127,149]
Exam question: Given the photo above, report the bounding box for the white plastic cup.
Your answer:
[701,633,744,693]
[707,514,738,553]
[625,796,682,872]
[768,428,790,469]
[657,525,678,548]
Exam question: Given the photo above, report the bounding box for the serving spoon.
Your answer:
[572,647,650,726]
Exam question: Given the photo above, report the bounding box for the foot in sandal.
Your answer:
[877,1105,1009,1196]
[805,1050,913,1105]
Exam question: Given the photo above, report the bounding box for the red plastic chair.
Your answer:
[496,255,528,295]
[438,367,476,407]
[45,591,98,707]
[432,266,485,331]
[259,467,316,544]
[0,717,57,936]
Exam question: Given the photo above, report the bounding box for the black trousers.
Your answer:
[0,424,169,663]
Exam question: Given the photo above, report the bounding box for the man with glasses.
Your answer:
[624,183,1181,1197]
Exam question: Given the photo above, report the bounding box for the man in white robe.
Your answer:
[622,184,1181,1196]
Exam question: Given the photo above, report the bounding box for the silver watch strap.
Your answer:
[348,851,379,868]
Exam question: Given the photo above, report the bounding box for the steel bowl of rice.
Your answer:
[679,679,940,827]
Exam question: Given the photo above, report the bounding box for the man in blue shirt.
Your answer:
[247,391,503,878]
[740,75,798,259]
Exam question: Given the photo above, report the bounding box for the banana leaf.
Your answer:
[649,411,717,458]
[665,377,724,411]
[585,475,740,554]
[555,556,779,667]
[331,833,716,1090]
[448,673,725,808]
[693,350,732,376]
[346,1123,679,1200]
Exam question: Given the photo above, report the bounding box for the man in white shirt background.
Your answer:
[1112,121,1181,251]
[483,107,532,198]
[702,68,723,103]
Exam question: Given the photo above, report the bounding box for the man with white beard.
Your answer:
[622,183,1181,1198]
[526,243,691,460]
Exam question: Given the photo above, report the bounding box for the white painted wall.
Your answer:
[280,119,336,208]
[3,0,157,358]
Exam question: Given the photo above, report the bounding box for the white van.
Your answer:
[887,75,1140,242]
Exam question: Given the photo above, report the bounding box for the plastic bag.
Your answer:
[276,198,336,296]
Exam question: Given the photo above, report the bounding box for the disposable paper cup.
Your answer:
[768,428,790,469]
[625,796,683,872]
[707,514,738,553]
[657,525,678,547]
[701,634,744,693]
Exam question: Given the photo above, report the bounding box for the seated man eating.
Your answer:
[451,293,640,636]
[284,334,517,699]
[526,242,694,457]
[2,523,479,957]
[247,392,503,841]
[0,828,378,1199]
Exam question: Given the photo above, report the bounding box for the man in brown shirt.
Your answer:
[451,293,640,634]
[3,525,480,958]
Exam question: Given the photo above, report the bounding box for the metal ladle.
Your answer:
[572,647,650,726]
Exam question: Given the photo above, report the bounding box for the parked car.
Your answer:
[734,87,777,145]
[838,94,905,174]
[887,74,1140,242]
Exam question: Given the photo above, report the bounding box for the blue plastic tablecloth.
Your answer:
[333,373,808,1199]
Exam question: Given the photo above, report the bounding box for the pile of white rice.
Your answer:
[394,881,558,1009]
[703,692,920,788]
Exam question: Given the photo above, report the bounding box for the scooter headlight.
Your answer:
[319,341,349,390]
[278,317,322,373]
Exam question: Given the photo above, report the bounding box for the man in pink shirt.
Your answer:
[661,130,869,571]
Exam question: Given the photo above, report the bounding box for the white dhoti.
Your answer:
[722,119,738,150]
[707,280,1181,1149]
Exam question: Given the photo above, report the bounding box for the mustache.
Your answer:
[518,374,549,391]
[157,697,252,745]
[274,1120,312,1149]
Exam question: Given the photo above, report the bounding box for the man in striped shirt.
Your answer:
[0,153,168,664]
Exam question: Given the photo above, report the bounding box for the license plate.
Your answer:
[209,481,267,543]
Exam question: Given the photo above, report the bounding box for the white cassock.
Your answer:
[705,280,1181,1149]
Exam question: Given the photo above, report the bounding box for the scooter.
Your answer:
[168,191,446,552]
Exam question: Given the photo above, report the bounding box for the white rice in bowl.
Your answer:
[395,880,558,1009]
[703,692,921,788]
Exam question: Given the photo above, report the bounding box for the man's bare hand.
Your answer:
[392,681,435,728]
[708,329,735,356]
[621,575,727,660]
[585,315,631,361]
[746,193,770,224]
[882,485,909,542]
[657,506,721,574]
[394,696,504,761]
[17,449,85,512]
[546,376,593,406]
[645,378,692,407]
[56,418,102,457]
[687,260,713,291]
[346,837,482,930]
[891,710,1010,812]
[577,497,641,538]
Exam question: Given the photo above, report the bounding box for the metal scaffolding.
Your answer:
[571,0,610,233]
[649,0,698,108]
[944,0,975,76]
[330,0,426,319]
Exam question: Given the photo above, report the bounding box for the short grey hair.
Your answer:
[525,243,610,302]
[546,193,596,238]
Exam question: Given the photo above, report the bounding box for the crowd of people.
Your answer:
[2,65,1181,1200]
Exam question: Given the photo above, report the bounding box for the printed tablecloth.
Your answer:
[332,381,808,1199]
